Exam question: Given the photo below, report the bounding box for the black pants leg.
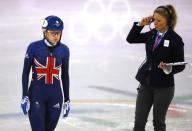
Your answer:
[133,84,174,131]
[153,87,174,131]
[133,84,153,131]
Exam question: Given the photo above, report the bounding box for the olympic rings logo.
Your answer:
[68,0,140,45]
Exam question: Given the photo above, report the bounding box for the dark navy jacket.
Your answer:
[22,39,69,101]
[126,22,185,88]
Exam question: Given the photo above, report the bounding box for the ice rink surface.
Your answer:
[0,0,192,130]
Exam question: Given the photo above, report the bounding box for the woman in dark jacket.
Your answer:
[126,5,185,131]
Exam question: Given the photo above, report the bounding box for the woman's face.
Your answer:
[44,30,62,45]
[153,12,168,32]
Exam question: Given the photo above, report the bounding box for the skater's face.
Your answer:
[45,30,62,45]
[153,13,168,32]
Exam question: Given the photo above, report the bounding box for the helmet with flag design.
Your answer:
[42,15,64,31]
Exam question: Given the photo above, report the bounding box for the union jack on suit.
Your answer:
[22,39,69,131]
[34,57,61,84]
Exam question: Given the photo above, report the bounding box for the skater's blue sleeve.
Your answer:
[22,44,34,97]
[61,46,70,102]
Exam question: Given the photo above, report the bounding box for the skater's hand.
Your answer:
[63,100,70,118]
[21,96,30,115]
